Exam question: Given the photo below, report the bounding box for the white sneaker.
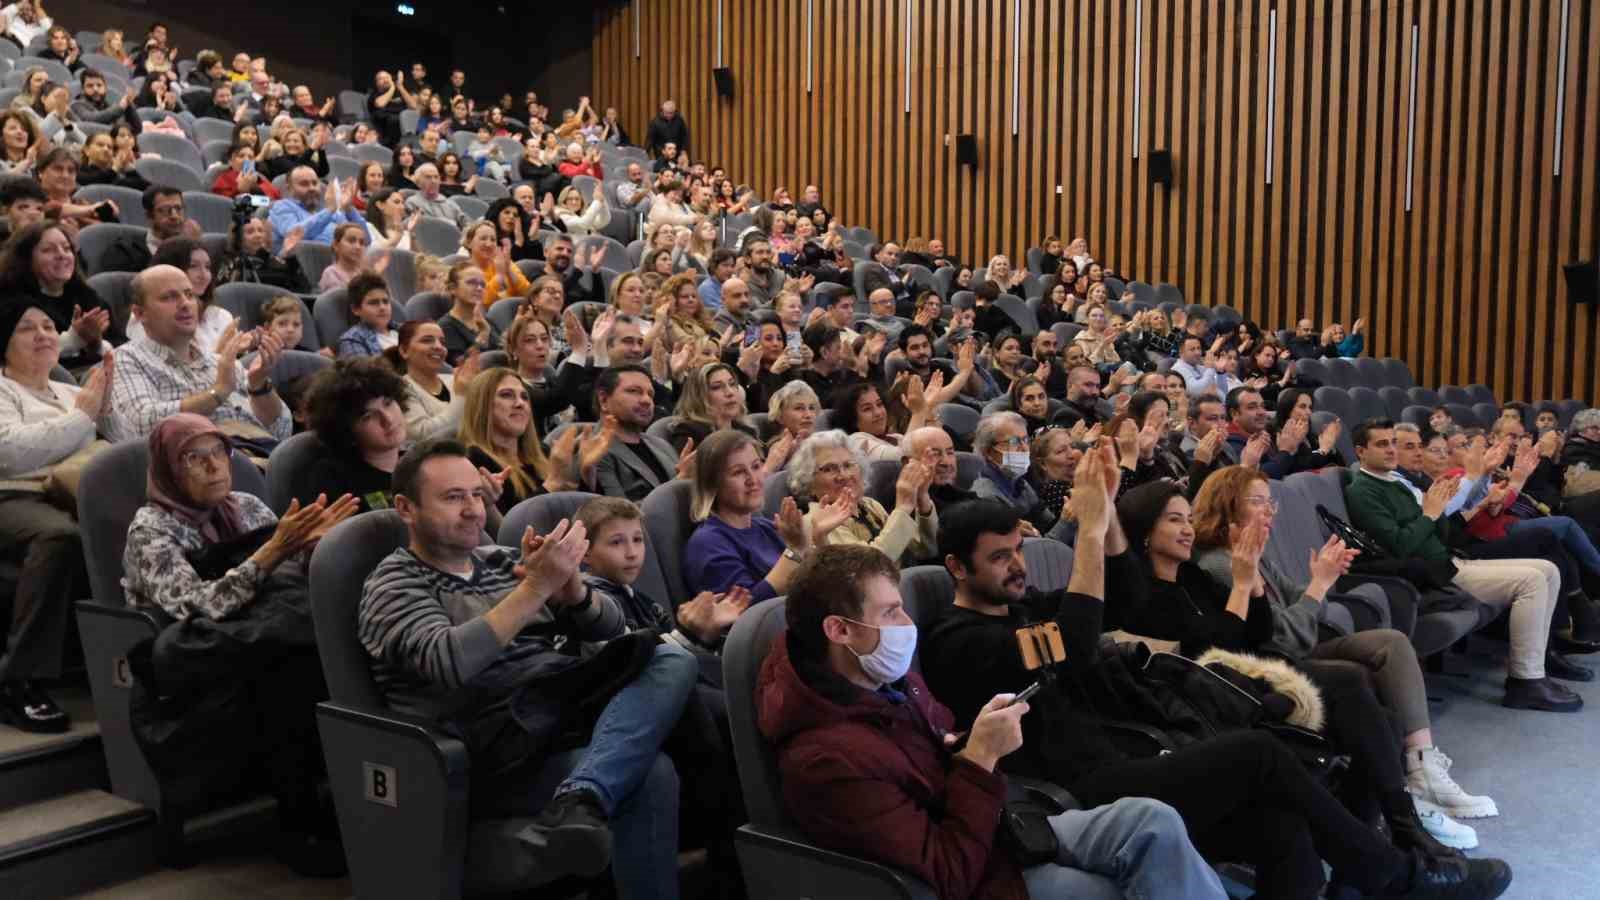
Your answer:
[1413,796,1479,850]
[1406,747,1499,819]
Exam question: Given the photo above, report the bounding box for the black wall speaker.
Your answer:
[955,134,978,168]
[1150,149,1174,187]
[1565,261,1598,304]
[712,67,735,98]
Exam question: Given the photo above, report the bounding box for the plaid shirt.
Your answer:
[106,335,292,442]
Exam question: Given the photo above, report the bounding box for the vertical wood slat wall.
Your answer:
[593,0,1600,404]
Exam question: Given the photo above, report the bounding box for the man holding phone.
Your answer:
[758,542,1225,900]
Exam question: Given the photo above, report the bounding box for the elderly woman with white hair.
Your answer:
[763,379,821,473]
[787,429,939,565]
[1561,408,1600,500]
[971,410,1075,542]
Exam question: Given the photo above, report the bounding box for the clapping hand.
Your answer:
[1240,432,1272,469]
[674,437,698,481]
[676,587,754,644]
[775,495,809,552]
[73,350,114,417]
[810,491,856,540]
[1306,535,1359,598]
[70,304,110,345]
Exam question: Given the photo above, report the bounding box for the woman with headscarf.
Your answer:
[121,413,358,876]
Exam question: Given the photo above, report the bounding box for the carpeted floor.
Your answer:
[1425,643,1599,900]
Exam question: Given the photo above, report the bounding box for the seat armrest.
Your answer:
[316,701,471,900]
[1336,574,1418,636]
[75,601,163,810]
[1009,775,1081,813]
[734,823,936,900]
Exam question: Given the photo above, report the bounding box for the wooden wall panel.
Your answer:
[594,0,1600,403]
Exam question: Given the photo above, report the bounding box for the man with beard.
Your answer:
[592,365,685,502]
[1053,366,1110,428]
[555,315,675,421]
[542,233,602,306]
[1026,330,1066,396]
[71,69,136,125]
[738,235,787,306]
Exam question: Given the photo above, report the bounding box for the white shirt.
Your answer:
[1,5,52,47]
[0,372,98,484]
[1171,358,1223,397]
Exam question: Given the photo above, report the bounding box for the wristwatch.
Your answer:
[247,378,274,397]
[210,386,229,405]
[782,547,806,564]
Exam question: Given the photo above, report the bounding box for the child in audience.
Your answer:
[577,496,751,657]
[336,272,398,358]
[261,295,332,359]
[415,253,448,296]
[467,124,509,183]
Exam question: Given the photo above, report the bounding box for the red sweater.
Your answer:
[212,168,281,200]
[1445,466,1518,541]
[557,159,604,180]
[756,634,1024,900]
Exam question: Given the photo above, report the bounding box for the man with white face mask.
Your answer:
[757,543,1223,900]
[970,411,1074,542]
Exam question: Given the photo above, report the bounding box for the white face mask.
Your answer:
[999,451,1030,479]
[840,617,917,686]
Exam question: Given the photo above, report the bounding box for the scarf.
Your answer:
[146,413,246,545]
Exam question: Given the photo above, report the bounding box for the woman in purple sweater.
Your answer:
[683,430,853,600]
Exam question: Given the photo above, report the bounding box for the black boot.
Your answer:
[1377,850,1513,899]
[1567,590,1600,642]
[1381,790,1462,859]
[1546,650,1595,682]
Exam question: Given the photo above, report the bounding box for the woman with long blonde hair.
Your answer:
[458,367,608,513]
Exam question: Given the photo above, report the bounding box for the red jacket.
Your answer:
[756,634,1025,900]
[212,168,281,200]
[557,159,604,180]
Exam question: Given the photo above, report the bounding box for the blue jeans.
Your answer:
[476,641,697,900]
[1509,516,1600,578]
[1022,797,1226,900]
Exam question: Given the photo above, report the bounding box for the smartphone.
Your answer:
[240,158,255,175]
[1009,680,1045,707]
[744,323,759,346]
[786,329,803,357]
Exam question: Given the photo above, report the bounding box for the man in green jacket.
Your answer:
[1345,419,1578,712]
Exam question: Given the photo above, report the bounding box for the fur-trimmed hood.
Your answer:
[1197,647,1326,732]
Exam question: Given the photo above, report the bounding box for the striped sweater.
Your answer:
[358,545,626,760]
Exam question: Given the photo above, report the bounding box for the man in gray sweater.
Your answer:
[359,440,696,896]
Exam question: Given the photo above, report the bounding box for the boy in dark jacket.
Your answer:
[756,542,1224,900]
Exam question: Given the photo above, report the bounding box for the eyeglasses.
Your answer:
[816,460,859,477]
[1243,496,1279,512]
[997,436,1029,450]
[179,442,230,472]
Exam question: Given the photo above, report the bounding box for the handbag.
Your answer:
[1315,504,1390,560]
[43,439,110,507]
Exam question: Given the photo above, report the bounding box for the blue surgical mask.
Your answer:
[840,617,917,686]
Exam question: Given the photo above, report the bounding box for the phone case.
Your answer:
[1015,623,1066,671]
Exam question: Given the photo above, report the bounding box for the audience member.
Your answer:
[107,265,290,443]
[458,367,603,513]
[299,358,408,512]
[645,99,690,158]
[787,429,938,565]
[122,413,355,875]
[334,271,397,358]
[970,411,1073,542]
[761,543,1228,900]
[437,261,502,365]
[684,429,822,600]
[126,237,231,354]
[590,365,684,501]
[667,362,757,454]
[0,300,115,731]
[269,166,363,251]
[1346,420,1574,711]
[359,441,695,893]
[386,320,482,442]
[0,221,117,370]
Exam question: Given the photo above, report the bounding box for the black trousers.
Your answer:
[1297,657,1407,800]
[1073,730,1404,900]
